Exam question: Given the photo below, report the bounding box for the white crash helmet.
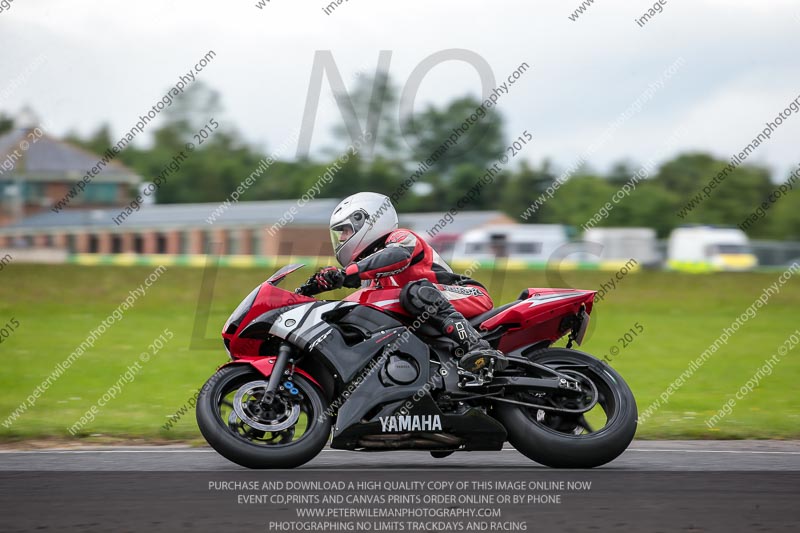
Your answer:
[330,192,398,266]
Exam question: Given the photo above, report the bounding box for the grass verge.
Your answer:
[0,263,797,441]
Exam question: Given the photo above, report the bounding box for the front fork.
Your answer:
[261,342,294,405]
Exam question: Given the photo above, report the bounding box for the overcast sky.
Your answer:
[1,0,799,180]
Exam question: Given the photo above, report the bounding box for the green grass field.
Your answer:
[0,263,798,442]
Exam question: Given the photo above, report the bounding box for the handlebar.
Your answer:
[295,276,320,296]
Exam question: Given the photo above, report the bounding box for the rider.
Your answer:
[304,192,508,373]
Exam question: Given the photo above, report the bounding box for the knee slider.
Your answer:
[401,280,448,313]
[400,281,425,312]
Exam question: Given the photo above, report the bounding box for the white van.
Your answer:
[667,226,757,272]
[450,224,569,264]
[583,227,661,268]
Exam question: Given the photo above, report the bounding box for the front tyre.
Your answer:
[494,348,637,468]
[196,365,331,469]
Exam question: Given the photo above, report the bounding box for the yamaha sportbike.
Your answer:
[196,264,637,468]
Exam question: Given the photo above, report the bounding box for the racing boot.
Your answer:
[399,279,508,373]
[441,315,509,373]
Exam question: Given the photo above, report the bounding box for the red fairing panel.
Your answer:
[225,282,317,357]
[344,287,407,315]
[479,289,596,353]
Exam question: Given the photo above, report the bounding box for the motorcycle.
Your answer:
[196,264,637,469]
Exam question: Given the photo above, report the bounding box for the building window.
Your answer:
[83,183,119,204]
[156,233,168,254]
[228,230,240,255]
[180,231,190,254]
[111,234,124,253]
[250,230,261,256]
[66,234,76,253]
[133,234,144,254]
[22,182,46,202]
[14,235,33,247]
[88,234,100,253]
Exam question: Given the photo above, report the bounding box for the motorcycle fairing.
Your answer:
[332,392,507,452]
[224,282,317,357]
[330,340,505,452]
[238,297,498,450]
[269,301,357,351]
[232,278,594,453]
[344,286,406,315]
[240,301,423,385]
[329,331,432,438]
[218,358,322,389]
[482,289,595,331]
[479,289,596,352]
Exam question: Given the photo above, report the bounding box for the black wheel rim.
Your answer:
[214,373,320,448]
[517,359,620,439]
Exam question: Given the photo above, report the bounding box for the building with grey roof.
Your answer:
[0,126,141,226]
[0,196,515,258]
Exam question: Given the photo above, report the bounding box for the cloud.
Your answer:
[1,0,798,174]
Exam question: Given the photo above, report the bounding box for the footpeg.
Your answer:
[457,365,494,388]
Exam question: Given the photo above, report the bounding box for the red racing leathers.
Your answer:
[341,229,492,318]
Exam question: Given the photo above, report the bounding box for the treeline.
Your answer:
[13,74,798,240]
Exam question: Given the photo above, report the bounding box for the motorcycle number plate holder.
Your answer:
[574,309,590,346]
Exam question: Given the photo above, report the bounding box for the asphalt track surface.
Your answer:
[0,440,798,471]
[1,441,798,532]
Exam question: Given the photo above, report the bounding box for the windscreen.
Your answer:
[266,263,305,285]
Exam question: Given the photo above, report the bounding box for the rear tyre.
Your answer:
[494,348,637,468]
[196,365,331,469]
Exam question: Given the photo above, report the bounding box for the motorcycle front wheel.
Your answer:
[494,348,637,468]
[196,365,331,469]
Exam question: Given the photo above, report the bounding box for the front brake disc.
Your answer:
[232,380,301,432]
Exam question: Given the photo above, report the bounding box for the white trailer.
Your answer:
[450,224,570,263]
[667,226,757,272]
[582,227,661,268]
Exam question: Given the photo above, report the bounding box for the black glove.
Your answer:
[313,266,345,291]
[295,276,320,296]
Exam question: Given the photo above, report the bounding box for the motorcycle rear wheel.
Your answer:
[494,348,637,468]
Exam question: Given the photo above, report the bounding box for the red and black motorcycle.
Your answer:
[196,264,637,469]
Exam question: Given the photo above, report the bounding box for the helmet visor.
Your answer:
[330,210,367,250]
[330,222,355,254]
